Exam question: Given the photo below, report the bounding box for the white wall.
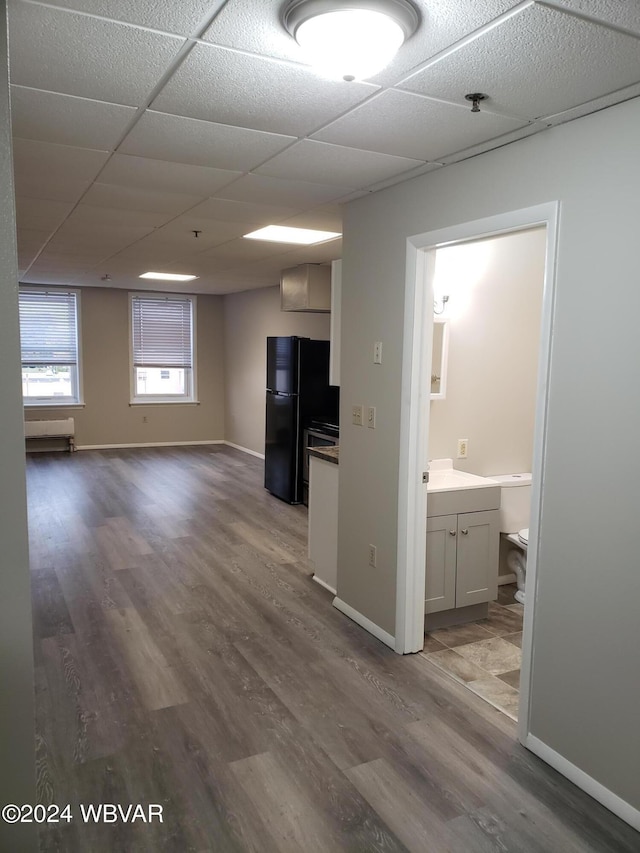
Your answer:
[223,285,331,455]
[429,228,545,475]
[0,1,37,849]
[339,97,640,817]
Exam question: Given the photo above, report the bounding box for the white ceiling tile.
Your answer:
[215,174,353,208]
[400,4,640,120]
[254,140,424,188]
[360,0,526,86]
[135,216,250,251]
[547,1,640,36]
[15,198,74,233]
[280,205,343,232]
[313,89,527,161]
[120,110,296,171]
[16,228,52,264]
[98,154,241,196]
[65,204,174,231]
[151,43,378,136]
[186,198,298,225]
[13,173,93,204]
[8,2,184,106]
[12,138,110,182]
[39,0,227,36]
[542,81,640,126]
[277,240,343,266]
[198,239,295,263]
[437,121,549,164]
[10,86,136,150]
[81,183,203,216]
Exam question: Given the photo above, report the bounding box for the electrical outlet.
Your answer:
[367,406,376,429]
[352,404,364,426]
[373,341,382,364]
[457,438,469,459]
[368,544,377,567]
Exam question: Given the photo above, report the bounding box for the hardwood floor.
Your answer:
[27,447,638,852]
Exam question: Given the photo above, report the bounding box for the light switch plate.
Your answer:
[352,404,363,426]
[367,406,376,429]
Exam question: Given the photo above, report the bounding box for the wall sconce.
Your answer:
[283,0,419,81]
[434,294,449,315]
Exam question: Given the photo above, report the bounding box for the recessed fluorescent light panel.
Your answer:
[139,272,198,282]
[242,225,341,245]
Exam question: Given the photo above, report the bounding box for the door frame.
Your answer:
[395,202,559,743]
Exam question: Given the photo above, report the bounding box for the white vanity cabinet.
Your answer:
[424,461,500,623]
[425,510,499,614]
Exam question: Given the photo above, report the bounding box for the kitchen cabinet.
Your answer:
[329,259,341,387]
[425,509,499,614]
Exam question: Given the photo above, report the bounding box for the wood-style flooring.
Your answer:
[27,447,638,852]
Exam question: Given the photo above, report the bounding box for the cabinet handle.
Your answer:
[461,528,469,535]
[449,530,456,536]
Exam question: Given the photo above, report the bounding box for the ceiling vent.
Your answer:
[280,264,331,313]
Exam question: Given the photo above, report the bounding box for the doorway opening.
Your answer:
[396,203,559,745]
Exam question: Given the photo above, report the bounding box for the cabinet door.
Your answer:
[425,514,457,614]
[455,510,499,607]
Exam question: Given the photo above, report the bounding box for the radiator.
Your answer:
[25,418,75,451]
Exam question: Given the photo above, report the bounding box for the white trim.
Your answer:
[224,441,265,460]
[332,597,395,650]
[396,199,560,748]
[76,440,224,451]
[312,575,336,595]
[525,734,640,831]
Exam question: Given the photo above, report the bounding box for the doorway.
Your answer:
[395,203,559,745]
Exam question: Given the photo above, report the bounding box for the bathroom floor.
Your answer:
[422,584,524,721]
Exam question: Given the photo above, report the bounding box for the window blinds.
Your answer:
[19,290,78,365]
[131,296,193,369]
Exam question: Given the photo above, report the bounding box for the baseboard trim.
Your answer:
[332,597,395,650]
[76,440,224,451]
[312,575,336,595]
[498,572,517,585]
[525,734,640,831]
[223,441,265,460]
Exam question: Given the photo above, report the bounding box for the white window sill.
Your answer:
[129,400,200,406]
[24,402,85,409]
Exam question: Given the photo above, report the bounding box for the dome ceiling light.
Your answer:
[283,0,419,82]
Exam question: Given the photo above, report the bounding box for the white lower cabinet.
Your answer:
[425,510,499,614]
[308,455,339,593]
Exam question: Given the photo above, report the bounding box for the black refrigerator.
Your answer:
[265,336,338,503]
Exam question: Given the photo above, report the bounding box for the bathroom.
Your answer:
[423,226,546,720]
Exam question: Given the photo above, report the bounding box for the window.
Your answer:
[130,293,196,403]
[19,289,81,406]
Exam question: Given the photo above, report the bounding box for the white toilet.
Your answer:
[492,473,532,604]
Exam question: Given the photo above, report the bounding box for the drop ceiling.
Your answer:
[9,0,640,294]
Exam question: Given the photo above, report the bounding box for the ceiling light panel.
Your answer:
[243,225,341,244]
[139,272,198,281]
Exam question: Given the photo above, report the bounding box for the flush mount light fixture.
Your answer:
[283,0,419,81]
[243,225,342,244]
[139,272,198,282]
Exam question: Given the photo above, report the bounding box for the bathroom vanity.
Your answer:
[425,460,500,629]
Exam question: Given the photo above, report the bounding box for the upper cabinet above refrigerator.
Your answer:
[330,259,341,387]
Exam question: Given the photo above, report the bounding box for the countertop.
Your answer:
[308,446,339,465]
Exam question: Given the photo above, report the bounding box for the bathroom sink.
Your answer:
[426,459,500,516]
